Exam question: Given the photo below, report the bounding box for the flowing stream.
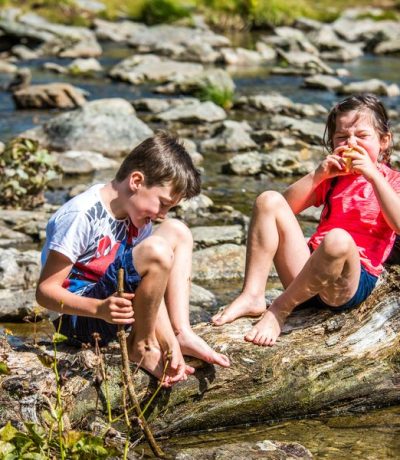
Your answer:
[1,37,400,458]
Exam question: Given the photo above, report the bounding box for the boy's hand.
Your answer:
[97,293,135,324]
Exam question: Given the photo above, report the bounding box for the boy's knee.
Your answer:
[255,190,285,212]
[137,236,174,271]
[160,218,193,244]
[322,228,353,258]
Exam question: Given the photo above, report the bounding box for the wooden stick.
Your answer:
[116,268,166,458]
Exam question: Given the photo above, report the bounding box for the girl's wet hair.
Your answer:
[323,93,392,165]
[322,94,392,220]
[115,131,201,199]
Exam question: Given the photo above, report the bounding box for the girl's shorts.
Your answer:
[301,264,378,313]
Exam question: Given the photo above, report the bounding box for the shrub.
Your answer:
[0,138,60,209]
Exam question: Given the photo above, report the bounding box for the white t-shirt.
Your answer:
[41,184,152,284]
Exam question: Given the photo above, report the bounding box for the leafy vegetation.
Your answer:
[1,0,398,27]
[197,84,234,110]
[0,138,60,209]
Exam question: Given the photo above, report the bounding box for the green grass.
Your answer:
[2,0,399,27]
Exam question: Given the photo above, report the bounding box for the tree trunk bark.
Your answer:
[1,267,400,437]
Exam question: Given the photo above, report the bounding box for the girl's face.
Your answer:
[332,110,390,164]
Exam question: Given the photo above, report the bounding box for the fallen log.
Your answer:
[1,266,399,439]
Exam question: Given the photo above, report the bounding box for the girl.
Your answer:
[212,94,400,346]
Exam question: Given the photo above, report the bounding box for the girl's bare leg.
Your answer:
[245,228,361,346]
[154,219,230,368]
[212,191,310,326]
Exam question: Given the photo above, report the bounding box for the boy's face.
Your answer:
[127,175,181,227]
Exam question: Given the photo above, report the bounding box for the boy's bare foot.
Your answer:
[211,293,266,326]
[128,336,190,386]
[176,327,230,368]
[244,304,286,347]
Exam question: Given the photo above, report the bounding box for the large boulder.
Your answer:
[12,83,87,109]
[21,99,153,157]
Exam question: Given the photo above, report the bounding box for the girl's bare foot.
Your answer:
[176,327,230,368]
[211,293,266,326]
[244,304,286,347]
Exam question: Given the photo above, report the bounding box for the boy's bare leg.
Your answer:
[212,191,310,326]
[127,235,187,383]
[154,219,230,368]
[245,228,361,346]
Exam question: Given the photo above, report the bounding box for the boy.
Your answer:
[37,132,230,385]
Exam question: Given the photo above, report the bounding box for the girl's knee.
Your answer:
[255,190,285,212]
[322,228,354,258]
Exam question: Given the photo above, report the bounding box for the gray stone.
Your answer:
[276,49,334,75]
[0,288,43,321]
[21,98,153,157]
[13,83,87,109]
[0,248,41,289]
[190,283,218,309]
[374,39,400,55]
[338,79,400,97]
[191,225,244,249]
[68,58,102,75]
[53,151,119,175]
[11,45,39,60]
[303,74,343,91]
[222,151,263,176]
[157,101,226,123]
[109,54,203,85]
[192,244,246,282]
[220,47,265,66]
[269,116,325,145]
[0,225,32,248]
[201,120,256,152]
[262,150,314,177]
[0,60,17,73]
[255,42,277,61]
[0,209,50,241]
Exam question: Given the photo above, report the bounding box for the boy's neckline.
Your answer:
[98,183,129,222]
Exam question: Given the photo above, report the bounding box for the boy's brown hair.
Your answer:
[115,132,201,199]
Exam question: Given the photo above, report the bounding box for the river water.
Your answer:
[1,38,400,458]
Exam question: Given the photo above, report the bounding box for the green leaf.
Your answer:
[0,440,16,456]
[0,362,10,375]
[52,332,68,343]
[0,422,18,442]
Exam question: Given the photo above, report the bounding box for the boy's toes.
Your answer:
[185,364,196,375]
[244,328,258,343]
[214,353,230,368]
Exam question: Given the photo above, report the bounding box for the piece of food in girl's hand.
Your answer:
[342,148,354,172]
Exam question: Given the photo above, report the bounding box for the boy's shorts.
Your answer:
[300,264,378,312]
[54,243,141,347]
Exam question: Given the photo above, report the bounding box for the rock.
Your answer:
[157,101,226,123]
[12,83,87,109]
[192,244,246,281]
[42,62,68,74]
[182,138,203,166]
[109,54,203,85]
[191,225,244,249]
[0,248,41,289]
[74,0,106,13]
[236,94,326,118]
[222,151,263,176]
[374,39,400,55]
[189,305,211,325]
[158,68,235,99]
[0,209,50,241]
[0,288,42,321]
[201,120,256,152]
[174,194,214,221]
[276,50,334,75]
[0,60,17,73]
[338,79,400,97]
[173,440,313,459]
[68,58,102,75]
[269,116,325,145]
[3,267,400,438]
[262,150,314,177]
[132,97,200,114]
[21,98,153,157]
[220,47,266,66]
[11,45,39,60]
[0,225,32,248]
[53,151,119,175]
[303,74,343,91]
[190,283,218,310]
[332,15,399,44]
[255,42,277,61]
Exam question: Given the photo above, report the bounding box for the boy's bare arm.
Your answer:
[36,250,134,324]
